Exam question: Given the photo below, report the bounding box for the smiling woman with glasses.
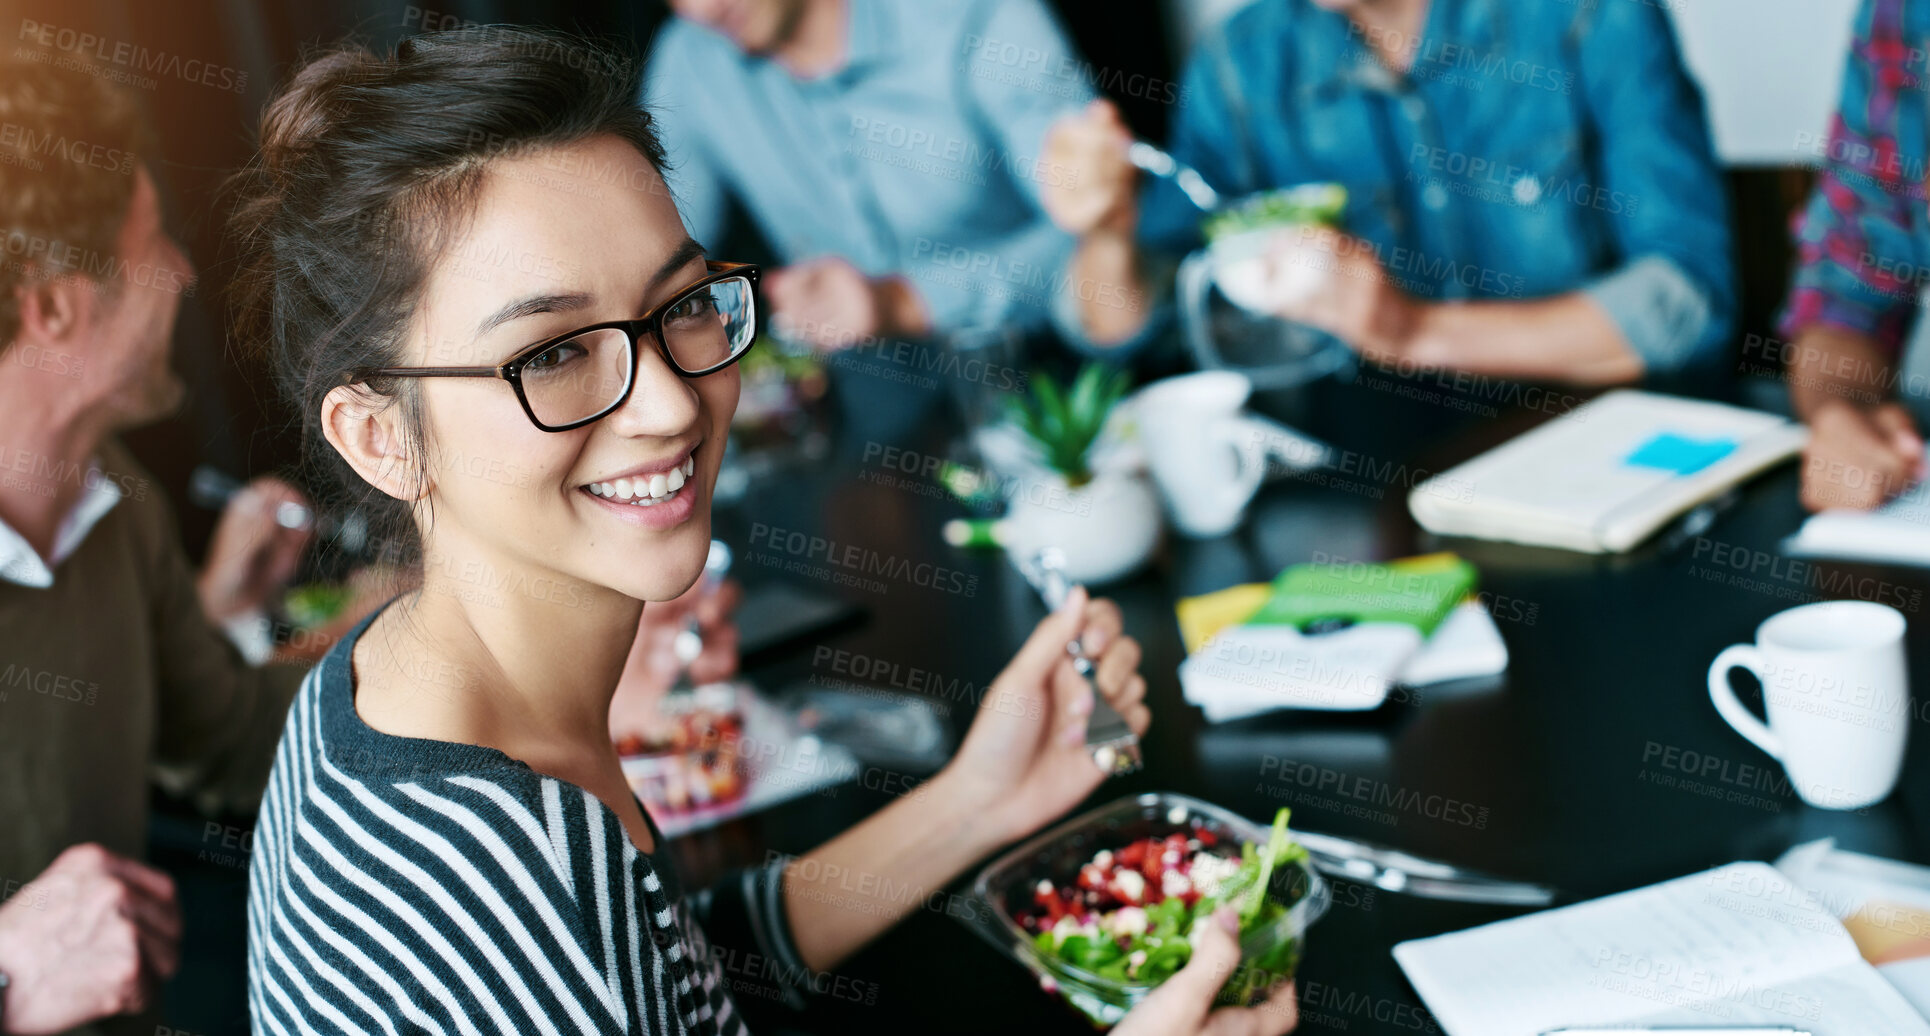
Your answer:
[349,260,760,432]
[217,25,1259,1036]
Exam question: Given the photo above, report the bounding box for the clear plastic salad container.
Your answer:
[965,792,1330,1026]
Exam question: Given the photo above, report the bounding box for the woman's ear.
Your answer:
[320,384,428,502]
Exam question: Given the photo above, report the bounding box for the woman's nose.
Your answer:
[602,342,700,437]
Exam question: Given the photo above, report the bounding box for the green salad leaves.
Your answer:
[1032,808,1309,987]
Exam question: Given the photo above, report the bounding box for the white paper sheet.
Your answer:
[1394,862,1930,1036]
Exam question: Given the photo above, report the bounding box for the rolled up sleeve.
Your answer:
[1574,0,1736,374]
[1582,255,1718,374]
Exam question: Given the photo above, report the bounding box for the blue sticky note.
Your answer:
[1625,433,1738,475]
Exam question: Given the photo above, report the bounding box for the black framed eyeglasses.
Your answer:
[348,260,760,432]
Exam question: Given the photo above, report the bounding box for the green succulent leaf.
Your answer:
[1013,363,1130,486]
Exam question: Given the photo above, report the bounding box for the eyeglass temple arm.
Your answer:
[348,366,510,381]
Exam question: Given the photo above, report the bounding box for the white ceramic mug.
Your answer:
[1134,372,1323,538]
[1706,601,1912,811]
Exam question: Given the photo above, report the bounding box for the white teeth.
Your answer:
[583,458,694,507]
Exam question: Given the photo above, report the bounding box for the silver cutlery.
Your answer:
[1291,829,1559,906]
[1018,548,1143,776]
[1127,140,1222,212]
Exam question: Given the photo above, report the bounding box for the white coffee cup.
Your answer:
[1133,372,1323,538]
[1706,600,1911,811]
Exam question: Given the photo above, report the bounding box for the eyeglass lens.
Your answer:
[519,275,755,427]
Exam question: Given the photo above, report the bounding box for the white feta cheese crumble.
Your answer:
[1104,905,1149,939]
[1187,851,1241,898]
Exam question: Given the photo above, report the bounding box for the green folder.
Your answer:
[1246,553,1477,636]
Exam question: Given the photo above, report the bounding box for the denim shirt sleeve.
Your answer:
[1778,0,1928,356]
[644,27,729,248]
[1572,0,1737,375]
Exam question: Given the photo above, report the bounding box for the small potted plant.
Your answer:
[1004,363,1163,585]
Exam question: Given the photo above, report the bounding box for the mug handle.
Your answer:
[1707,645,1785,760]
[1211,416,1271,512]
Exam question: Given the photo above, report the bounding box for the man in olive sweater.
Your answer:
[0,60,310,1034]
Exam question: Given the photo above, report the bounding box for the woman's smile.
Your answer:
[577,446,704,529]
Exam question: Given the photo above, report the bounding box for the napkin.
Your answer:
[1176,554,1507,720]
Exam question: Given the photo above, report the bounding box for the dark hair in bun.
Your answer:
[226,25,666,565]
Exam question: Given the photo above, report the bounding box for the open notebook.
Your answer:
[1393,862,1930,1035]
[1785,459,1930,567]
[1408,391,1807,553]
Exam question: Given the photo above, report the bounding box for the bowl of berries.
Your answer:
[969,792,1328,1026]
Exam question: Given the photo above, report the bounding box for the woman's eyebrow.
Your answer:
[475,290,594,338]
[473,239,708,338]
[651,237,709,289]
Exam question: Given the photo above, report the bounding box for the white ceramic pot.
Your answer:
[1004,471,1163,586]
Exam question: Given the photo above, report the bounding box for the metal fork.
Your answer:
[671,540,734,683]
[1127,140,1222,212]
[1018,548,1143,776]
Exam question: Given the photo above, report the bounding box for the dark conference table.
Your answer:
[685,371,1930,1035]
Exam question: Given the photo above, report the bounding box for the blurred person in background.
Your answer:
[647,0,1102,434]
[1043,0,1735,387]
[1776,0,1930,512]
[0,59,312,1036]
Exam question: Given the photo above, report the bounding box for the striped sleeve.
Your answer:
[246,677,734,1034]
[687,858,816,1020]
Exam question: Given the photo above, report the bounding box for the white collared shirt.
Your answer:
[0,462,124,588]
[0,466,274,663]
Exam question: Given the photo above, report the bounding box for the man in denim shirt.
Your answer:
[1044,0,1736,385]
[646,0,1095,353]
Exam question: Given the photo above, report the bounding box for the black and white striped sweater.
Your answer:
[245,613,806,1034]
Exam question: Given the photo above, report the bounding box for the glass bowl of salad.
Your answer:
[969,792,1329,1026]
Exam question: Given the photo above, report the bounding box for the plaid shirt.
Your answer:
[1781,0,1930,353]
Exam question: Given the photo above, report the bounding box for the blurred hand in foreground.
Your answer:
[1112,905,1300,1036]
[1041,99,1139,238]
[197,476,312,625]
[608,577,742,741]
[945,586,1151,847]
[765,256,928,350]
[0,843,181,1034]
